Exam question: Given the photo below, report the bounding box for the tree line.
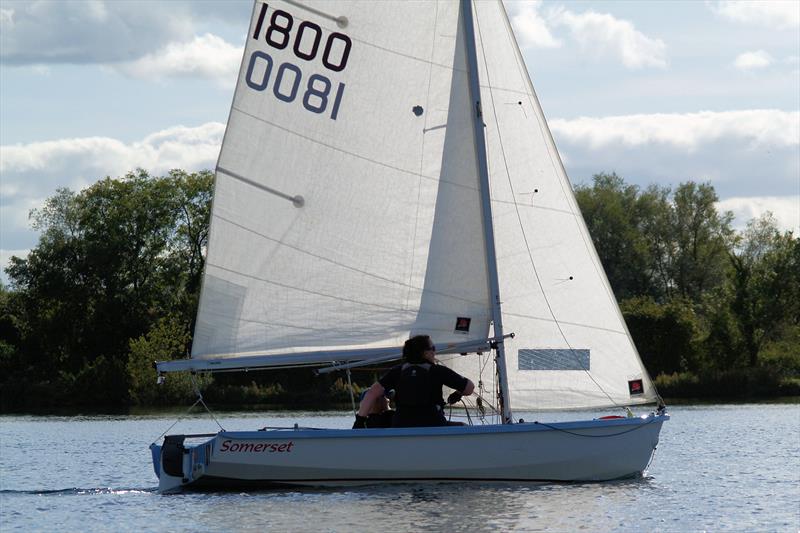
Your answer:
[0,170,797,411]
[576,173,799,397]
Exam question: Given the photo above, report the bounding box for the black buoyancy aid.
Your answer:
[395,363,435,408]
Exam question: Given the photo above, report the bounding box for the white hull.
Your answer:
[152,414,668,492]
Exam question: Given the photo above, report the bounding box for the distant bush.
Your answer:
[203,381,285,405]
[622,296,703,375]
[329,377,363,403]
[128,316,210,405]
[655,367,793,399]
[759,325,800,379]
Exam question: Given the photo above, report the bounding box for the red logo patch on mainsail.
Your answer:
[628,379,644,395]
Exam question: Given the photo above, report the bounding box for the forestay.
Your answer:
[443,1,658,410]
[192,1,492,361]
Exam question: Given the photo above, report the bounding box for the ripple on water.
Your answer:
[0,404,798,532]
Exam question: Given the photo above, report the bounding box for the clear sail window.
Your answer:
[518,349,590,371]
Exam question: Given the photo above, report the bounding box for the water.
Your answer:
[1,404,798,532]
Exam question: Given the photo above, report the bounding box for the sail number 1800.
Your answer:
[245,3,352,120]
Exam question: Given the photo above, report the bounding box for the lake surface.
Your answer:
[1,403,798,532]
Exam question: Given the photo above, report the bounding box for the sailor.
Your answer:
[353,335,474,428]
[351,389,395,429]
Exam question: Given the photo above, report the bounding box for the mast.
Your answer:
[460,0,513,424]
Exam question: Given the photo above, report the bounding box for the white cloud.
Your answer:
[551,110,799,222]
[1,123,224,177]
[0,122,224,268]
[0,7,13,26]
[716,196,800,234]
[711,0,800,30]
[0,0,249,65]
[551,9,667,69]
[550,110,799,151]
[734,50,774,70]
[506,1,561,49]
[116,33,242,86]
[0,1,192,64]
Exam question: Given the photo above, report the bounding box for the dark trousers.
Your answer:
[392,406,447,428]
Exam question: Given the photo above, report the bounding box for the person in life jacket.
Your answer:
[353,335,474,428]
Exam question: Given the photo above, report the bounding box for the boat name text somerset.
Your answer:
[219,440,295,453]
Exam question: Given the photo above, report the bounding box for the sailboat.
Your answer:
[150,0,668,492]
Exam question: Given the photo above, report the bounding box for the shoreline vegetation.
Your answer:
[1,170,798,413]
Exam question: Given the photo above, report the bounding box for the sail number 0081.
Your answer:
[246,3,351,120]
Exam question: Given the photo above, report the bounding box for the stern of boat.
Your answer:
[150,434,216,493]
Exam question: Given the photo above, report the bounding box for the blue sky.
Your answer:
[1,0,799,283]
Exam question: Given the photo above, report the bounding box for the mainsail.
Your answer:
[192,1,491,361]
[181,0,658,411]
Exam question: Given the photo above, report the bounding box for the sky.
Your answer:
[1,0,799,285]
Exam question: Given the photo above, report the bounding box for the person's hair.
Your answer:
[403,335,432,364]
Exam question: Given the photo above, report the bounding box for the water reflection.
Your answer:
[180,478,658,532]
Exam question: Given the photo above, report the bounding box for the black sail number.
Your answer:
[248,4,350,120]
[322,33,351,72]
[265,10,293,49]
[253,3,351,72]
[294,21,322,61]
[246,51,346,120]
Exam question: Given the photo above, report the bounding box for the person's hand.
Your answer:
[352,415,368,429]
[447,391,463,405]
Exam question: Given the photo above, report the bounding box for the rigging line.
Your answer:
[407,1,440,313]
[346,368,356,415]
[192,373,226,433]
[203,263,487,323]
[474,1,618,408]
[230,106,481,194]
[150,396,204,446]
[532,416,660,438]
[212,214,487,307]
[498,4,664,407]
[434,351,497,417]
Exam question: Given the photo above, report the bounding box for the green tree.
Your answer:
[0,284,22,378]
[128,315,210,405]
[4,169,213,408]
[575,175,738,304]
[728,214,799,367]
[621,296,703,375]
[701,287,747,370]
[669,182,734,300]
[575,173,669,300]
